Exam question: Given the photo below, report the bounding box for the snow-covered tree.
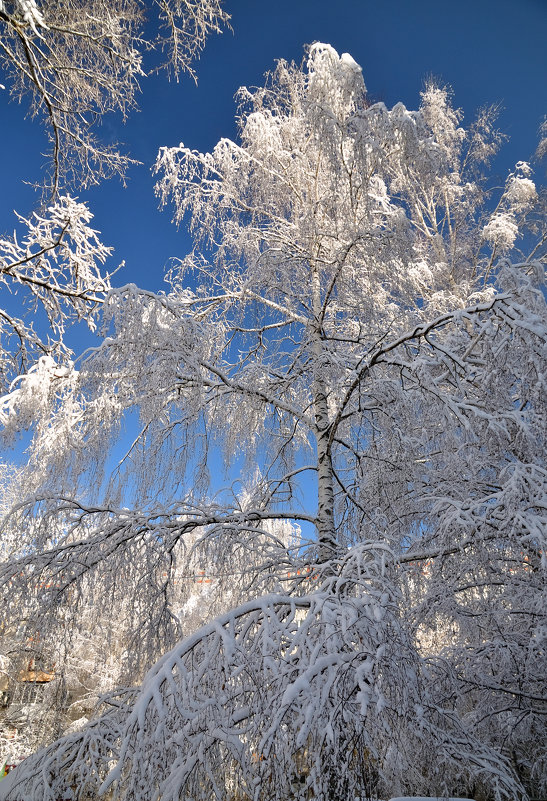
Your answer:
[0,44,545,801]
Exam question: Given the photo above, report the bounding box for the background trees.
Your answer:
[0,43,545,801]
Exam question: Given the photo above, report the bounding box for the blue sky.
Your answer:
[2,0,546,299]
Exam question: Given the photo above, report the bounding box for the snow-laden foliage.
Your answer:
[0,1,229,384]
[482,163,538,250]
[0,196,111,391]
[0,0,229,193]
[537,117,547,162]
[0,44,546,800]
[0,553,527,801]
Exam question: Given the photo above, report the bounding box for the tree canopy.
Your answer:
[0,33,545,801]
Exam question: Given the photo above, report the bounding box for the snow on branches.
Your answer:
[0,196,111,392]
[0,43,546,801]
[0,556,527,801]
[0,0,229,193]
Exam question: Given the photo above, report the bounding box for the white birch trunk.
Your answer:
[311,262,337,565]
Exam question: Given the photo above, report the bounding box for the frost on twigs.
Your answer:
[0,0,230,193]
[154,0,230,81]
[536,117,547,161]
[0,196,112,394]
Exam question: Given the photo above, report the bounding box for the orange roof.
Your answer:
[18,670,55,683]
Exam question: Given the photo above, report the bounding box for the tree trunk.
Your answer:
[315,383,337,564]
[311,262,337,565]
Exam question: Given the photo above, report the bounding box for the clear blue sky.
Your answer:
[1,0,546,299]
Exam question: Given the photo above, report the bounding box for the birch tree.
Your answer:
[0,44,545,801]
